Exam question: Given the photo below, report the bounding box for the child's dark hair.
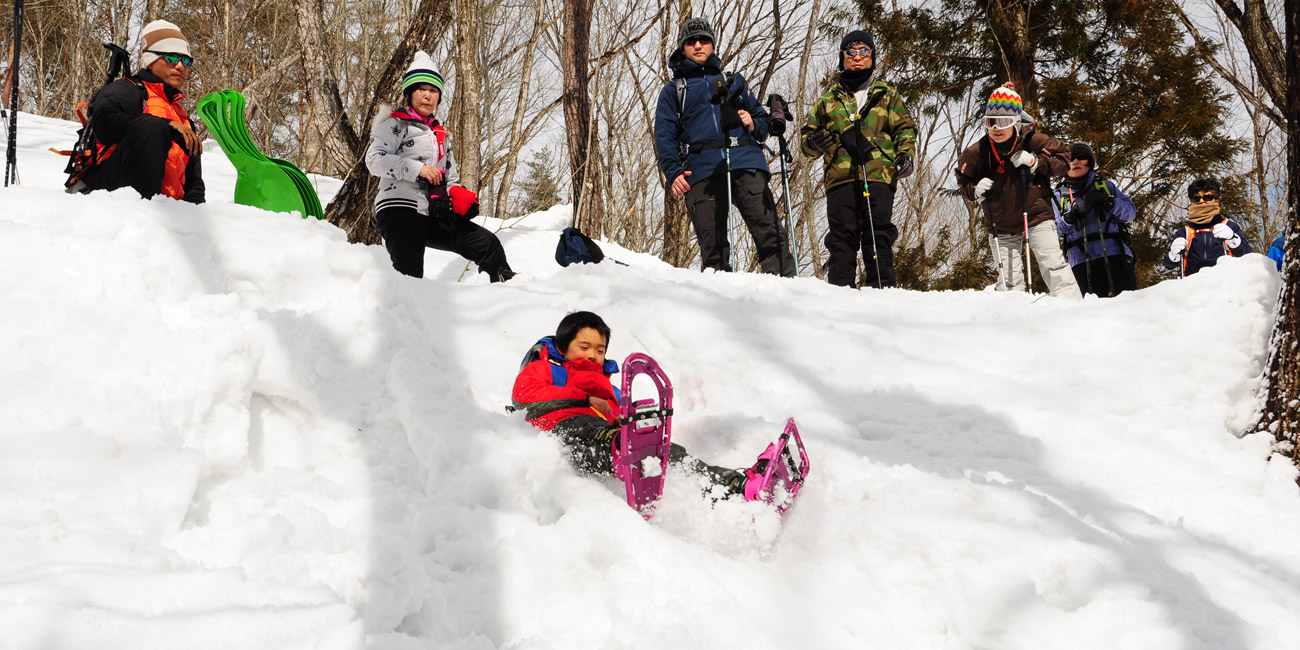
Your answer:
[1187,177,1221,201]
[554,311,611,352]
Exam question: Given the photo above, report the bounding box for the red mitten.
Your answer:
[448,185,479,218]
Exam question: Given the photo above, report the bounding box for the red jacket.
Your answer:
[511,339,620,431]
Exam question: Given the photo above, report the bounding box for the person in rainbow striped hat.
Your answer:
[954,82,1080,298]
[364,51,515,282]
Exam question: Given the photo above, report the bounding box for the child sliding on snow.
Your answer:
[511,311,758,498]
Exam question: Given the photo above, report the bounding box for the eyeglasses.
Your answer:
[844,48,872,58]
[984,116,1017,129]
[147,50,194,67]
[684,36,712,46]
[1191,193,1219,203]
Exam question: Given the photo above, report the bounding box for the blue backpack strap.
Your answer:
[520,337,569,387]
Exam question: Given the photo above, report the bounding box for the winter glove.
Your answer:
[807,129,835,154]
[1089,189,1116,215]
[1064,201,1087,230]
[1009,150,1038,174]
[893,153,914,179]
[448,185,480,220]
[1212,222,1242,248]
[1168,236,1188,262]
[973,178,995,205]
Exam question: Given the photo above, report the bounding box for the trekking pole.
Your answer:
[4,0,25,187]
[1096,215,1116,297]
[1020,166,1032,294]
[859,163,883,288]
[987,203,1007,290]
[776,135,800,275]
[724,144,736,272]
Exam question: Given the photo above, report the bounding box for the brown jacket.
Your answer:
[955,130,1070,234]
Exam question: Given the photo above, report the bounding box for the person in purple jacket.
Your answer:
[1052,143,1137,296]
[1163,178,1252,277]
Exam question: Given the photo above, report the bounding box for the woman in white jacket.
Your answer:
[366,51,514,281]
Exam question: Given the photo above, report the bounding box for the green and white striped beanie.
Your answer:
[402,50,444,95]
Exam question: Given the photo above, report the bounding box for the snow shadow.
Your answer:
[155,209,517,646]
[587,271,1280,648]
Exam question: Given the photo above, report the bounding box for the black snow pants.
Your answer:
[376,205,514,281]
[684,170,795,276]
[825,181,897,288]
[551,415,744,492]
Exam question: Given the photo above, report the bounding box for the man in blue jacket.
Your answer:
[1163,178,1253,277]
[1051,143,1136,296]
[653,18,795,276]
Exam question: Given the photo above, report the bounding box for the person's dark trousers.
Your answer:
[1071,254,1137,297]
[824,181,898,288]
[551,415,741,490]
[683,170,796,276]
[376,205,514,281]
[83,116,174,200]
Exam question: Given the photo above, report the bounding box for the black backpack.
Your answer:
[62,43,137,193]
[555,227,605,266]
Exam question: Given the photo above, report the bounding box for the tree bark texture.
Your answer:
[988,0,1036,109]
[295,0,361,175]
[1256,0,1300,475]
[323,0,450,245]
[451,0,483,191]
[561,0,604,236]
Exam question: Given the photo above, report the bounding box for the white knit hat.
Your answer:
[139,20,191,70]
[402,50,444,96]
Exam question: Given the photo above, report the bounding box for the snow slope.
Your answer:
[3,112,1300,649]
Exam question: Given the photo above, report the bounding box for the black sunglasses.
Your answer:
[684,36,712,46]
[1192,193,1219,203]
[147,50,194,67]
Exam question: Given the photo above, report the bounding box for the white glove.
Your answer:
[1009,150,1038,173]
[1168,237,1187,262]
[1212,222,1242,248]
[973,178,994,204]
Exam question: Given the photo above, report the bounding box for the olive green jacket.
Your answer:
[799,78,917,189]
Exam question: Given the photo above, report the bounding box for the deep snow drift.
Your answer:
[2,112,1300,649]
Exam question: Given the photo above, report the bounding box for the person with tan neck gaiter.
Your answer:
[1163,177,1252,277]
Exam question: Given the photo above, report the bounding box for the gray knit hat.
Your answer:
[678,18,715,48]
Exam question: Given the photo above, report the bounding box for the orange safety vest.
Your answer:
[95,79,191,199]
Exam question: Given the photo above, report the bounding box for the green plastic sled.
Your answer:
[196,89,323,219]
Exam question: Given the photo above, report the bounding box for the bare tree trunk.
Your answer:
[561,0,604,236]
[793,0,824,278]
[323,0,450,245]
[495,0,549,217]
[1256,0,1300,475]
[295,0,361,175]
[659,0,694,267]
[452,0,483,191]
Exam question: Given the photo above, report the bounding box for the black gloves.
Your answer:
[807,130,835,154]
[1064,201,1087,230]
[893,153,914,179]
[1091,189,1115,214]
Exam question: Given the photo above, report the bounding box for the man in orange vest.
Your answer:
[80,20,204,203]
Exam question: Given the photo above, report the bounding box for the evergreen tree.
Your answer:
[856,0,1241,286]
[518,146,563,215]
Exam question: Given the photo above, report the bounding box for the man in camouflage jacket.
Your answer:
[799,30,917,288]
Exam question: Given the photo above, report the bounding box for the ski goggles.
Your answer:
[147,50,194,67]
[984,115,1017,130]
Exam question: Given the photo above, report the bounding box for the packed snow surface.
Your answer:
[3,112,1300,649]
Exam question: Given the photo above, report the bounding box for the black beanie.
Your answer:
[838,30,875,70]
[1069,143,1095,169]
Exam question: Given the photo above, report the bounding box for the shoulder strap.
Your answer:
[675,78,687,123]
[1093,178,1113,197]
